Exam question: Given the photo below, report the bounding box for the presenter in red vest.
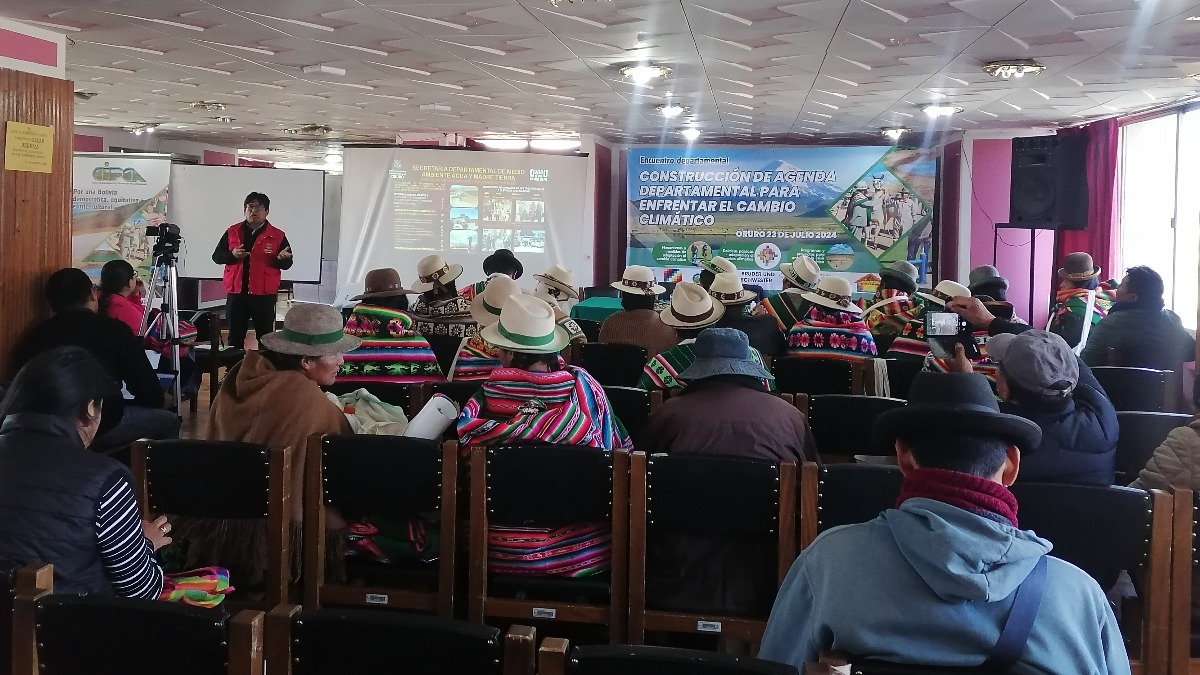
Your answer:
[210,192,293,349]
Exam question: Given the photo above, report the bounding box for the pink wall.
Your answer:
[968,138,1054,327]
[203,149,236,165]
[73,134,103,152]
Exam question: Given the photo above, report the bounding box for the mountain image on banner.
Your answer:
[754,159,844,213]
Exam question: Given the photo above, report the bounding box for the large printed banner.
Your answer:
[72,153,171,278]
[627,146,937,291]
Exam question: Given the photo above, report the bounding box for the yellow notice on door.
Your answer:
[4,121,54,173]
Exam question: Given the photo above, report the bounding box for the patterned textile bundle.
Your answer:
[488,522,611,577]
[886,305,933,360]
[340,304,444,384]
[1054,284,1117,326]
[451,335,500,382]
[159,566,233,608]
[458,366,632,451]
[785,306,878,362]
[458,279,488,303]
[754,291,810,332]
[637,340,774,392]
[410,296,479,338]
[864,290,924,338]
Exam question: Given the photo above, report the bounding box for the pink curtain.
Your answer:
[1056,118,1121,280]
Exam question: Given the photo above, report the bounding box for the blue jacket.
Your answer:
[759,499,1129,674]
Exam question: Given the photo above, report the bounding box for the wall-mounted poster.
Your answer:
[72,153,171,279]
[626,146,938,291]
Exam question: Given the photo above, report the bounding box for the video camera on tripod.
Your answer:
[141,222,185,416]
[146,222,183,257]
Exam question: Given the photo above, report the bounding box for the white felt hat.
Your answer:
[480,294,570,354]
[659,281,726,329]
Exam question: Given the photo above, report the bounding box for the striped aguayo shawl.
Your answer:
[458,365,632,451]
[864,290,924,339]
[636,340,774,392]
[451,334,572,382]
[458,278,492,303]
[884,305,932,360]
[785,306,878,362]
[1053,284,1117,326]
[339,305,444,384]
[488,522,612,577]
[754,290,811,332]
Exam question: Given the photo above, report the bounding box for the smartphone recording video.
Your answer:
[926,312,962,337]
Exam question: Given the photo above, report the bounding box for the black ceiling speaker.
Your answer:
[1008,135,1089,230]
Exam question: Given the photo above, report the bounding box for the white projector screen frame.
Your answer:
[171,164,326,282]
[338,146,593,293]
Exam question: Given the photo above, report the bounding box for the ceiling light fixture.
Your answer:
[530,139,582,151]
[680,127,701,142]
[213,116,235,123]
[982,59,1046,79]
[130,123,160,135]
[881,127,910,141]
[657,103,686,119]
[621,64,671,85]
[921,103,962,118]
[190,101,227,110]
[324,153,342,165]
[477,139,530,150]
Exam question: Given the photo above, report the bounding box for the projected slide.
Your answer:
[340,148,592,293]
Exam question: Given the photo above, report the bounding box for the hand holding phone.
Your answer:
[925,311,982,361]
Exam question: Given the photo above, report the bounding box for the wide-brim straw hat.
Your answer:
[699,255,737,276]
[612,265,665,296]
[916,280,971,307]
[782,256,821,289]
[1058,252,1101,281]
[480,294,570,354]
[533,264,579,299]
[708,272,756,306]
[351,268,415,301]
[470,275,523,326]
[801,276,861,315]
[659,281,725,329]
[259,302,362,356]
[879,261,919,294]
[410,255,464,293]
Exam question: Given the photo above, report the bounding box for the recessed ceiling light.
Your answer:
[881,127,910,142]
[983,59,1045,79]
[680,127,701,141]
[658,104,686,119]
[921,103,962,118]
[620,64,671,85]
[477,139,529,150]
[1187,15,1200,20]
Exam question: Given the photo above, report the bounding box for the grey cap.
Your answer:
[987,330,1079,399]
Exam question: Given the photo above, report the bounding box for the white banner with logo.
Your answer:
[72,153,172,279]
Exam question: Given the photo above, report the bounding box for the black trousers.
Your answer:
[226,293,277,349]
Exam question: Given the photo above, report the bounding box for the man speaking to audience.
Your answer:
[211,192,293,349]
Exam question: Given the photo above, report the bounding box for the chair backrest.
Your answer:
[603,386,652,441]
[808,395,906,457]
[1091,366,1170,412]
[568,645,798,675]
[431,380,484,410]
[644,454,784,538]
[1009,482,1151,590]
[576,319,602,343]
[137,440,273,518]
[325,381,413,412]
[4,564,52,673]
[279,607,503,675]
[33,595,261,675]
[319,435,443,518]
[486,445,616,527]
[1107,345,1183,371]
[806,463,903,547]
[424,334,466,375]
[579,343,650,387]
[582,286,620,300]
[1114,411,1191,484]
[772,358,855,395]
[883,359,923,400]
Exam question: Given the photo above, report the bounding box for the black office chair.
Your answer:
[602,386,653,440]
[808,395,905,458]
[801,462,903,548]
[190,310,245,408]
[575,319,602,343]
[1114,411,1191,484]
[540,643,797,675]
[883,359,924,399]
[579,343,650,387]
[424,333,466,376]
[1091,367,1171,412]
[772,358,856,396]
[582,286,620,300]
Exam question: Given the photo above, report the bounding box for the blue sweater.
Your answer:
[759,499,1130,674]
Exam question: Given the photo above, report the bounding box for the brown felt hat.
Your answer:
[259,302,361,356]
[351,268,415,301]
[1058,252,1101,282]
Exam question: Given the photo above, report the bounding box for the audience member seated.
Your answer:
[754,256,820,332]
[911,281,999,386]
[945,328,1117,485]
[1080,265,1194,368]
[451,275,523,381]
[185,303,357,586]
[0,347,169,597]
[458,295,631,577]
[599,266,678,357]
[697,255,737,290]
[784,276,877,363]
[532,264,587,345]
[14,268,179,456]
[710,273,785,357]
[759,372,1128,673]
[862,261,922,351]
[968,265,1027,325]
[459,248,523,302]
[339,268,443,386]
[638,328,812,615]
[1050,252,1118,349]
[410,255,478,338]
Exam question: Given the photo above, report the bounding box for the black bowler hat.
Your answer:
[483,248,523,279]
[873,372,1042,452]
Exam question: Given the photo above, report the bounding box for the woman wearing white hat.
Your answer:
[697,255,737,290]
[449,275,524,381]
[754,256,821,332]
[709,272,786,357]
[532,264,587,346]
[409,254,477,338]
[598,265,680,357]
[783,276,877,363]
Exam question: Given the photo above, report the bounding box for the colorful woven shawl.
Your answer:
[452,335,500,382]
[488,522,612,577]
[159,567,233,608]
[458,279,488,303]
[754,290,810,332]
[458,365,632,451]
[636,340,774,392]
[886,306,932,360]
[785,306,878,362]
[340,305,444,384]
[411,296,478,338]
[864,290,924,338]
[1053,284,1116,326]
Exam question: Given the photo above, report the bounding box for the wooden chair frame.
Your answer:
[1170,489,1198,674]
[302,434,458,616]
[799,461,820,550]
[627,453,796,644]
[9,565,52,675]
[131,441,293,610]
[467,446,630,642]
[1119,488,1172,675]
[265,604,536,675]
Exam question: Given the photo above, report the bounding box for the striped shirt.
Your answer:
[95,475,164,599]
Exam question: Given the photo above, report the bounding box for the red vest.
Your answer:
[222,221,284,296]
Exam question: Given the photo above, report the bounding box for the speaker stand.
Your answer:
[993,222,1059,325]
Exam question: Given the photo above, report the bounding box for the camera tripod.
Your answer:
[139,246,184,417]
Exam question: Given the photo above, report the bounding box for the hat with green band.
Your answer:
[480,294,570,354]
[469,275,523,327]
[259,302,362,356]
